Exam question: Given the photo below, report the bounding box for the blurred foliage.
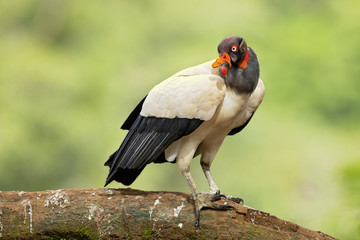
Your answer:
[339,159,360,237]
[0,0,359,239]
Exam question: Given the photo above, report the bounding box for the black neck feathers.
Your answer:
[225,47,260,94]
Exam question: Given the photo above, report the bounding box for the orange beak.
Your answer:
[212,52,232,68]
[212,53,232,77]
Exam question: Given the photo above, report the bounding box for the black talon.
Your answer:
[212,190,227,201]
[212,191,245,205]
[218,193,227,198]
[195,209,200,228]
[211,194,222,202]
[227,197,244,204]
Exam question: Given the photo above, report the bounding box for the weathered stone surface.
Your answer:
[0,188,336,239]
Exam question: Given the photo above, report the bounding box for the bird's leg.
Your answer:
[177,148,236,227]
[201,156,244,204]
[181,168,198,198]
[201,162,220,194]
[181,168,234,228]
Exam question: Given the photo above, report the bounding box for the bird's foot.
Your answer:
[212,190,244,204]
[194,192,235,228]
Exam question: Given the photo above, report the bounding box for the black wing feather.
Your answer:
[121,96,147,130]
[227,113,254,136]
[105,115,203,186]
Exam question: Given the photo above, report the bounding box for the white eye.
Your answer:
[231,45,237,52]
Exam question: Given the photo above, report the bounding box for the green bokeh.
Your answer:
[0,1,359,239]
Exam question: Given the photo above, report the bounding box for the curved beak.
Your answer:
[212,52,232,68]
[212,52,232,77]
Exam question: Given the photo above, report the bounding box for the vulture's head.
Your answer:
[212,36,250,77]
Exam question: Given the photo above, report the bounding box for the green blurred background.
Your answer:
[0,0,359,238]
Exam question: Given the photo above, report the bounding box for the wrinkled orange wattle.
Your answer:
[239,49,250,69]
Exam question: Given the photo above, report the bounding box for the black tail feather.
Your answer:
[104,166,145,187]
[104,149,146,186]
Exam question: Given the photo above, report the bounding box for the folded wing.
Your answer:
[105,65,226,186]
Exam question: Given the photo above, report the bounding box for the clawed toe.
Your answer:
[211,193,222,202]
[211,191,244,204]
[194,193,235,228]
[193,192,245,228]
[227,196,244,204]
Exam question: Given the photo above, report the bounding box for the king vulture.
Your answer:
[104,35,265,227]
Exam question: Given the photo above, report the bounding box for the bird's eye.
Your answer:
[231,45,238,52]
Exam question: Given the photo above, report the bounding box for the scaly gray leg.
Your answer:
[201,158,244,204]
[181,169,235,228]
